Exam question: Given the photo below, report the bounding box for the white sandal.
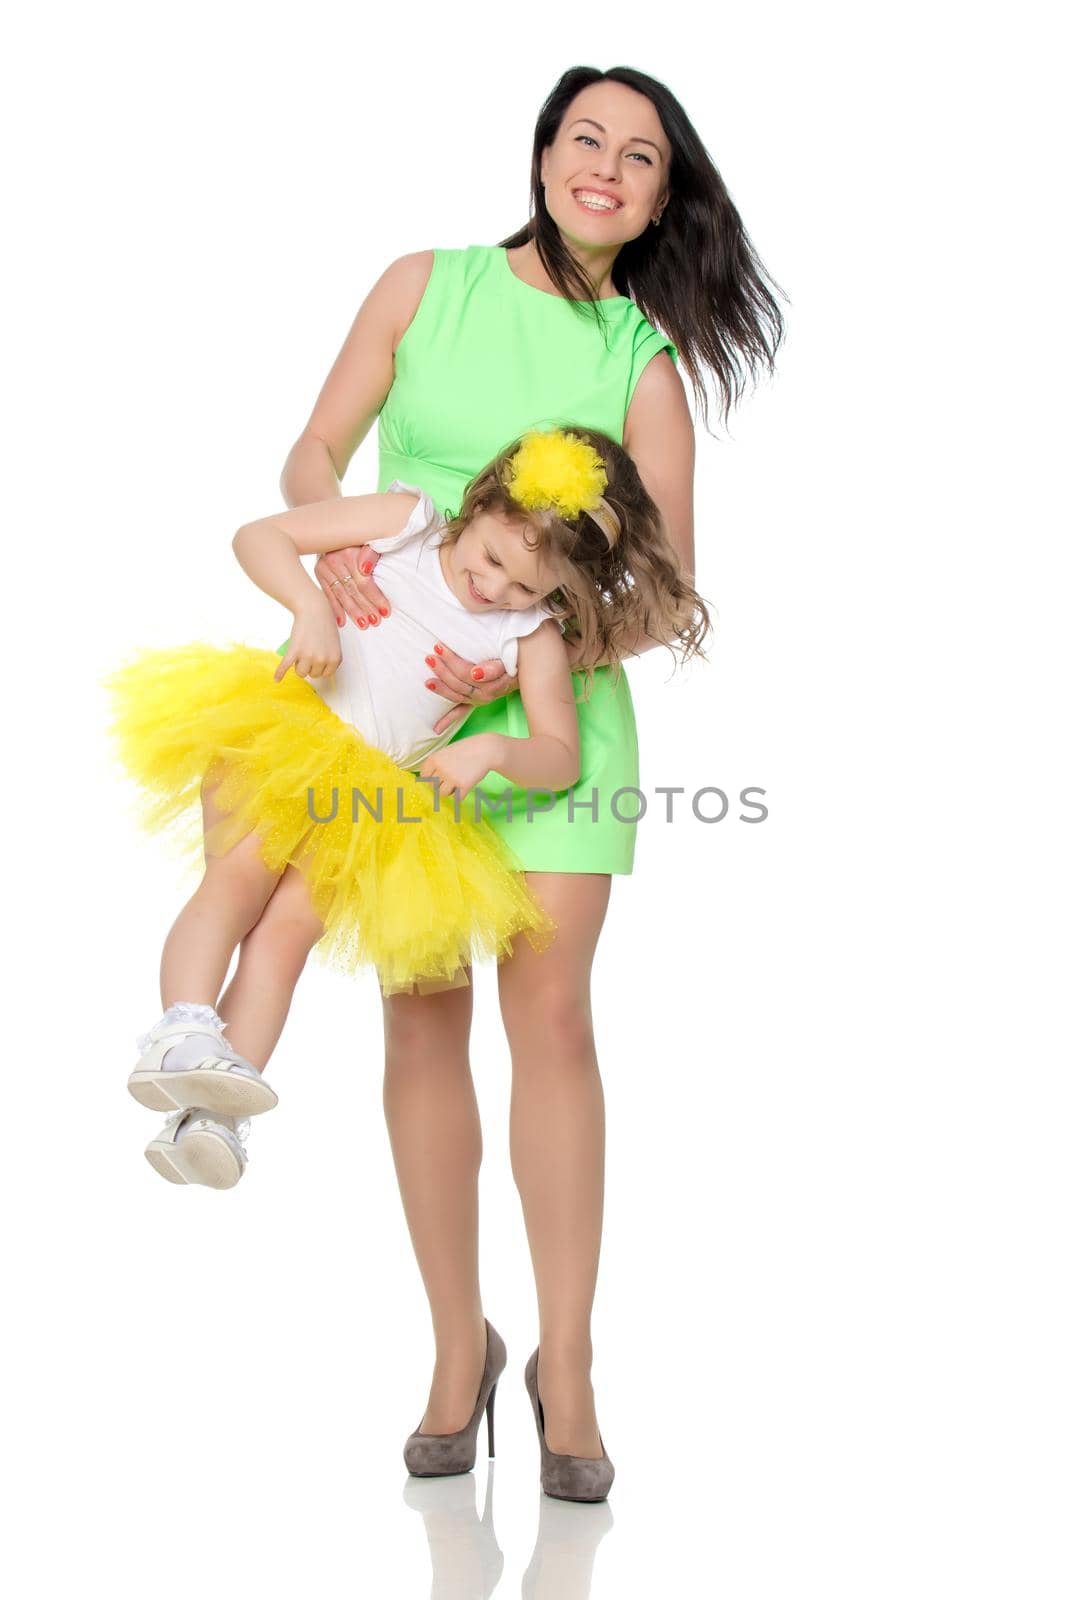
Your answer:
[128,1019,278,1118]
[145,1108,250,1189]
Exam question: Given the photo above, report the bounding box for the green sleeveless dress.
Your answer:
[285,244,678,874]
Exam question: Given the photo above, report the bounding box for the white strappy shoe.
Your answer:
[145,1108,251,1189]
[127,1012,278,1119]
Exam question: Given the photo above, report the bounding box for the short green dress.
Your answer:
[287,244,678,874]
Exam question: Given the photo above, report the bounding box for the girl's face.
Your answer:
[442,510,561,613]
[539,81,671,252]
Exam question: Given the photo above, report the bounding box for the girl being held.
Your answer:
[106,426,709,1187]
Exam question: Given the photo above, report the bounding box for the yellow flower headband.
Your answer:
[505,429,621,548]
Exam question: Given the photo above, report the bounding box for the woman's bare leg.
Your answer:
[497,872,613,1459]
[381,974,491,1434]
[214,863,325,1068]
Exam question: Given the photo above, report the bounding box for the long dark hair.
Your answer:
[499,65,787,428]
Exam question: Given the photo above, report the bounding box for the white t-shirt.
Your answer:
[310,482,558,770]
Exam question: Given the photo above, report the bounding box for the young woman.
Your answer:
[220,65,783,1499]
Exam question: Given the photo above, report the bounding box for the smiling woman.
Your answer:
[499,66,784,427]
[259,62,786,1497]
[551,113,669,220]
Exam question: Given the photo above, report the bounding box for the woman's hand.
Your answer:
[314,546,392,630]
[425,643,517,735]
[419,735,499,803]
[274,594,341,682]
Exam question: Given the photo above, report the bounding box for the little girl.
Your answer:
[106,426,710,1188]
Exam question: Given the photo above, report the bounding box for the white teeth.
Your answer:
[575,191,620,212]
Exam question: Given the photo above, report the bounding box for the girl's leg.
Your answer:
[160,779,284,1007]
[214,863,325,1068]
[380,975,492,1434]
[496,871,613,1459]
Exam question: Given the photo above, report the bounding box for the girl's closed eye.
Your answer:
[485,548,536,598]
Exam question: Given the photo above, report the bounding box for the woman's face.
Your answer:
[443,512,561,613]
[539,81,671,250]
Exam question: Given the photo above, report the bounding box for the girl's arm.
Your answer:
[490,621,580,789]
[420,621,580,800]
[232,491,418,615]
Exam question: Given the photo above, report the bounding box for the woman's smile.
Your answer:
[572,187,623,216]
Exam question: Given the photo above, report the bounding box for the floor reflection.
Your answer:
[519,1488,614,1600]
[403,1464,614,1599]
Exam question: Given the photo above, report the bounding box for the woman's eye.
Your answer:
[486,553,501,566]
[575,133,651,165]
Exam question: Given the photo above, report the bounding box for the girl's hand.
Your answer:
[274,596,341,682]
[419,735,498,803]
[314,545,392,630]
[425,642,517,735]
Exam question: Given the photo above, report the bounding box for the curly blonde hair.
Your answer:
[441,427,712,702]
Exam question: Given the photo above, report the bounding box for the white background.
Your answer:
[3,2,1062,1595]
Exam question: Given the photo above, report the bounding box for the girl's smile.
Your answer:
[440,510,559,612]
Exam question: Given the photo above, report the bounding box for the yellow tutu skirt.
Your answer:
[103,642,556,994]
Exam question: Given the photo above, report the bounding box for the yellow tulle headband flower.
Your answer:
[506,429,608,520]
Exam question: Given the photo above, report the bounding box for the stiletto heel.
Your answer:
[524,1347,615,1502]
[486,1380,497,1458]
[403,1319,506,1477]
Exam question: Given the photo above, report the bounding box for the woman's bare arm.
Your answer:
[593,350,697,663]
[280,251,435,621]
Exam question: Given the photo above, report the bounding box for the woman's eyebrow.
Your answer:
[568,116,663,158]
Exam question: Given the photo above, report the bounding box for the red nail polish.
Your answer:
[426,679,436,690]
[368,614,379,625]
[360,562,372,575]
[425,655,436,668]
[356,617,367,628]
[471,668,484,681]
[434,643,444,655]
[379,604,389,617]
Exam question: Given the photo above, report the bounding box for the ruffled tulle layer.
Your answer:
[103,642,556,993]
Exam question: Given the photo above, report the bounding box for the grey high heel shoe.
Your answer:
[404,1319,506,1477]
[524,1348,615,1502]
